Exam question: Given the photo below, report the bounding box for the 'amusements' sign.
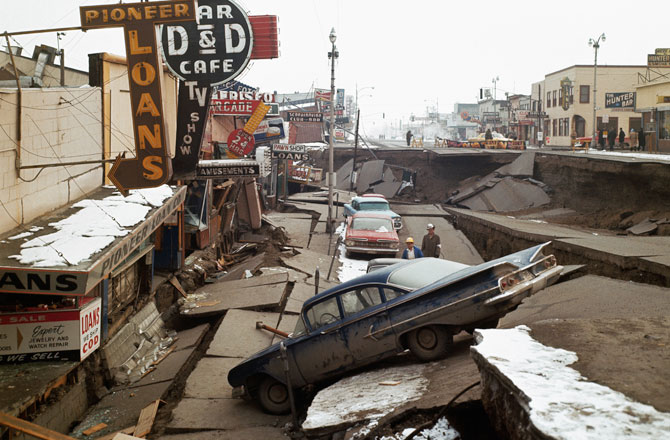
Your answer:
[80,0,197,195]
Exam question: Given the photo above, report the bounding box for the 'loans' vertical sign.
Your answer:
[80,1,197,195]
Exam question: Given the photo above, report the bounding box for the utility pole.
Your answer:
[327,28,338,233]
[589,33,606,152]
[351,109,360,191]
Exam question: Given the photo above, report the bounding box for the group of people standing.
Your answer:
[596,127,645,151]
[401,223,441,259]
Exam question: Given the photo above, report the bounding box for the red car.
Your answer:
[344,213,400,257]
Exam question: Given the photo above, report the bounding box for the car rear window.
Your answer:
[351,217,393,232]
[388,259,471,290]
[359,201,390,211]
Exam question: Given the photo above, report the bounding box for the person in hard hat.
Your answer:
[421,223,441,258]
[401,237,423,259]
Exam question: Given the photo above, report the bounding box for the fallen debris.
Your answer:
[82,422,108,436]
[133,399,161,438]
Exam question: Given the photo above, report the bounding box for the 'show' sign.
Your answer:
[80,0,197,195]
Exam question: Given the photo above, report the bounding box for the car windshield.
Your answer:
[351,217,393,232]
[359,201,390,211]
[388,259,471,290]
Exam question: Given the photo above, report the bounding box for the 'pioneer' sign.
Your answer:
[81,0,197,195]
[161,0,253,85]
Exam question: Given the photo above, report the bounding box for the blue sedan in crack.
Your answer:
[227,242,563,414]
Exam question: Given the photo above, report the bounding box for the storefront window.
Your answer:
[659,111,670,140]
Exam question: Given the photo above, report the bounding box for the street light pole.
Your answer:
[327,28,338,233]
[589,33,605,151]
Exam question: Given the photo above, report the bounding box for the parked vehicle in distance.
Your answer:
[343,196,402,230]
[228,243,563,414]
[344,213,399,257]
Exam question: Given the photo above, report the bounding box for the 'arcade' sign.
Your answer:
[80,0,197,195]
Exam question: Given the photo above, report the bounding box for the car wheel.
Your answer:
[406,325,452,361]
[258,376,290,415]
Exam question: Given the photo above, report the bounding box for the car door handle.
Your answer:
[366,324,379,341]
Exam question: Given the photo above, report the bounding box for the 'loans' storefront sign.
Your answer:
[0,298,101,364]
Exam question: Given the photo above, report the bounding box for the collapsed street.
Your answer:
[2,3,670,439]
[0,146,661,440]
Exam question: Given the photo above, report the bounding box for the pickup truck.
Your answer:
[343,196,402,230]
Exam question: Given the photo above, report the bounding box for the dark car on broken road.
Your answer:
[227,242,563,414]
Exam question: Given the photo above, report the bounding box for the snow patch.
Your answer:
[472,326,670,439]
[303,363,429,431]
[9,185,175,267]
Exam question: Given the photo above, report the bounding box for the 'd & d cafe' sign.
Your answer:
[162,0,254,177]
[80,0,197,195]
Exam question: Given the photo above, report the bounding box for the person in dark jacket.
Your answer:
[618,128,626,148]
[598,129,605,150]
[406,130,413,147]
[607,129,616,151]
[421,223,441,258]
[485,128,493,140]
[639,129,646,152]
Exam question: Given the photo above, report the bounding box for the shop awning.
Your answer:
[0,185,186,296]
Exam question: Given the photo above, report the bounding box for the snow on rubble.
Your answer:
[472,326,670,439]
[302,363,429,432]
[9,185,174,267]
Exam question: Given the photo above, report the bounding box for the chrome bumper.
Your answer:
[484,265,563,306]
[346,245,399,255]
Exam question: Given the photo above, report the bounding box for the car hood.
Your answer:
[347,229,398,241]
[358,209,401,218]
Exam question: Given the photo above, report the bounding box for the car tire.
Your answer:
[406,325,452,362]
[258,376,290,415]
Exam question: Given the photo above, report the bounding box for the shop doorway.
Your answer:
[629,117,642,134]
[597,116,618,139]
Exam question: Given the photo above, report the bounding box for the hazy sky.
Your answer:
[5,0,668,135]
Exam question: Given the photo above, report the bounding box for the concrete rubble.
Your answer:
[179,272,289,318]
[334,159,410,198]
[446,151,551,212]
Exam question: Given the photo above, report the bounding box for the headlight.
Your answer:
[345,240,355,246]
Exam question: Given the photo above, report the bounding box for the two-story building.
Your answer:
[532,64,670,147]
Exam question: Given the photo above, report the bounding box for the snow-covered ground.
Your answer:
[472,326,670,439]
[537,147,670,163]
[335,222,368,282]
[9,185,175,267]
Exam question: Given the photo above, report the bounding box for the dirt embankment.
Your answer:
[313,148,670,235]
